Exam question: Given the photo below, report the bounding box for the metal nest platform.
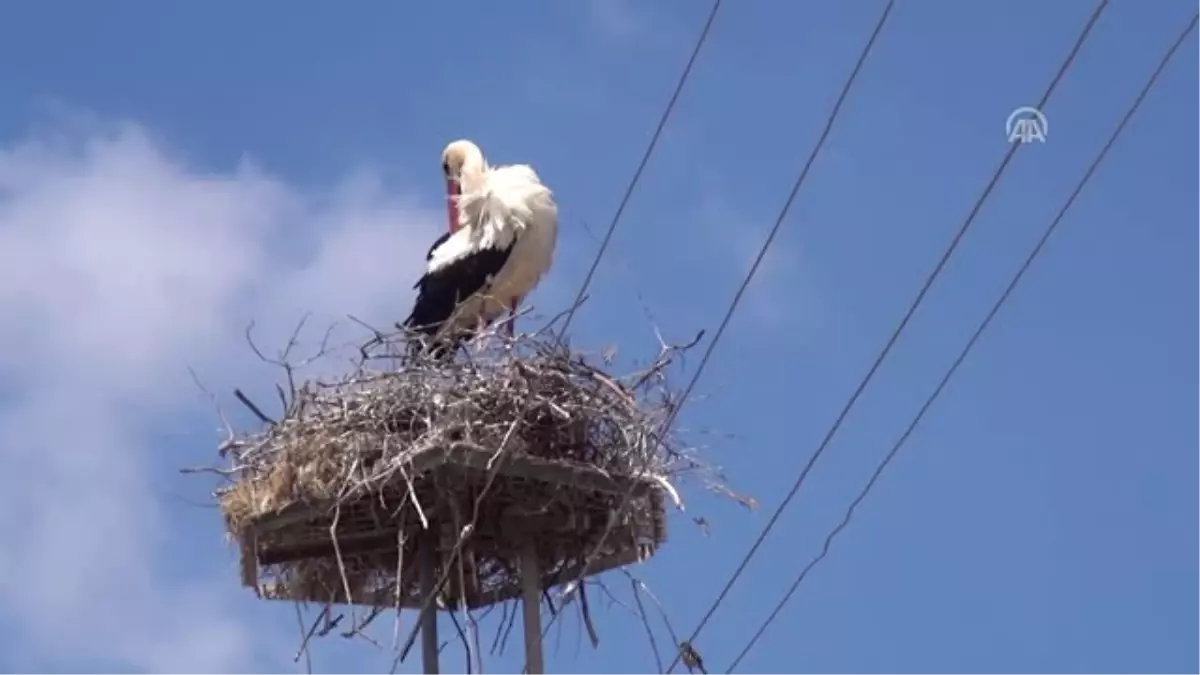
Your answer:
[233,443,669,610]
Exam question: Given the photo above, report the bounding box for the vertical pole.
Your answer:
[520,540,544,674]
[418,535,440,675]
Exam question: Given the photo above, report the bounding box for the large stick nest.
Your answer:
[203,318,717,618]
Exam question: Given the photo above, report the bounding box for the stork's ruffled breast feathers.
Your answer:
[455,163,557,234]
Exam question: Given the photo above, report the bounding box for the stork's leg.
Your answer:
[505,297,522,338]
[473,314,488,354]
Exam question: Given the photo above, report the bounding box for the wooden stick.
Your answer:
[419,535,440,674]
[520,540,544,674]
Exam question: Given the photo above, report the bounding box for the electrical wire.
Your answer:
[725,11,1198,670]
[556,0,724,340]
[665,1,1112,670]
[530,1,897,669]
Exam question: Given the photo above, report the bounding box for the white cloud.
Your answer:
[586,0,647,41]
[0,120,442,671]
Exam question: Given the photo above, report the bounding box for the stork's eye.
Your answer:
[442,161,451,176]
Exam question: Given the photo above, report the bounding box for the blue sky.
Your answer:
[0,0,1195,673]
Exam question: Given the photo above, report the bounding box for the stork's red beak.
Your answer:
[446,177,461,233]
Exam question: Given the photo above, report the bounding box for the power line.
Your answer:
[657,0,896,461]
[667,1,1112,670]
[556,0,724,340]
[531,0,897,667]
[725,11,1198,671]
[597,0,897,657]
[518,4,722,669]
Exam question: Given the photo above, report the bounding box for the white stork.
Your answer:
[403,139,558,357]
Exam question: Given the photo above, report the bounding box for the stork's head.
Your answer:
[441,139,486,233]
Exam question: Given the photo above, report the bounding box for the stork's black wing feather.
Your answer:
[403,241,515,336]
[425,231,452,261]
[412,230,457,291]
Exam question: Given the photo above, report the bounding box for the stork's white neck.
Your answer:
[459,146,489,193]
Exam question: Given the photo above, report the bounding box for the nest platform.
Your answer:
[216,334,681,611]
[234,442,668,609]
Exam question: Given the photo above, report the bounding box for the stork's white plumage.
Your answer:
[404,139,558,357]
